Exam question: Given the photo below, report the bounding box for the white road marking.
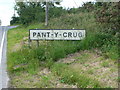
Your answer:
[0,30,5,64]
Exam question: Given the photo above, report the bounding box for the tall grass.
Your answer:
[7,11,119,88]
[8,32,118,73]
[51,63,102,88]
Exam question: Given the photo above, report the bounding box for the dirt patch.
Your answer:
[11,42,23,52]
[58,51,83,64]
[57,50,118,88]
[10,68,77,88]
[9,49,118,88]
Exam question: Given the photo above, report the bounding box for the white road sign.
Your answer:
[29,29,85,40]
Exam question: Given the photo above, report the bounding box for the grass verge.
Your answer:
[7,11,119,88]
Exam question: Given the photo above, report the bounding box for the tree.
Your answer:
[11,1,65,25]
[95,2,120,34]
[10,16,20,25]
[15,2,45,25]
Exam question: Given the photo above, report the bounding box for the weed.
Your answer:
[51,63,101,88]
[101,61,110,67]
[7,11,118,88]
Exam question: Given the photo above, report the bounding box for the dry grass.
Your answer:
[10,68,77,88]
[58,50,118,88]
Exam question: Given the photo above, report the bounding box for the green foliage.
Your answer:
[8,32,118,73]
[51,63,101,88]
[18,3,45,25]
[8,47,39,74]
[75,53,90,64]
[81,2,94,12]
[47,41,66,61]
[101,61,110,67]
[95,2,120,34]
[10,16,20,25]
[8,3,119,87]
[11,2,66,25]
[33,46,46,61]
[49,7,67,18]
[8,9,119,74]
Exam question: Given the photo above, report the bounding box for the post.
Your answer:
[45,0,48,26]
[28,39,31,48]
[37,40,39,47]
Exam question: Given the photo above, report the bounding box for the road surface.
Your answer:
[0,26,18,90]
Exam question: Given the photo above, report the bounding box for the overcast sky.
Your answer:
[0,0,95,26]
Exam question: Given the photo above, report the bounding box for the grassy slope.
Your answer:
[7,12,118,88]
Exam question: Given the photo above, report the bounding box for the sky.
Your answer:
[0,0,95,26]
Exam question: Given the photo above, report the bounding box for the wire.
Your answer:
[72,0,79,8]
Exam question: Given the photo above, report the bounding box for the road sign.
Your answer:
[29,29,85,40]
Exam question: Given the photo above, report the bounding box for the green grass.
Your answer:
[51,63,101,88]
[10,71,56,88]
[7,11,119,88]
[101,61,110,67]
[75,53,90,64]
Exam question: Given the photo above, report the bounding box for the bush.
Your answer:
[33,46,46,61]
[95,2,119,34]
[8,31,119,73]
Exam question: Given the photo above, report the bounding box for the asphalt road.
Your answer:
[0,27,2,90]
[0,26,18,90]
